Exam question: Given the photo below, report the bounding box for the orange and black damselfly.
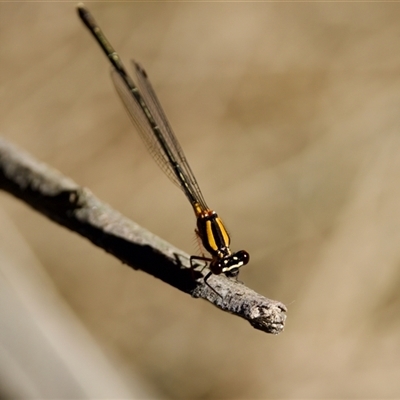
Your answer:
[77,4,250,293]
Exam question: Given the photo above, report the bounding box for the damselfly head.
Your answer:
[210,250,250,277]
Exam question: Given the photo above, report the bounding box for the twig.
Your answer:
[0,137,286,334]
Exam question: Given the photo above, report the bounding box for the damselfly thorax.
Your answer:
[192,202,249,284]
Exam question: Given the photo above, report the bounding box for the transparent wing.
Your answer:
[133,61,207,208]
[110,67,208,210]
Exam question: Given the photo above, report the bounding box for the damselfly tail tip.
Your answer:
[76,3,88,19]
[77,3,97,32]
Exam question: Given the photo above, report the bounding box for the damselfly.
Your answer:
[77,4,249,292]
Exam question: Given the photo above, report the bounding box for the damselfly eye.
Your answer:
[210,260,224,275]
[236,250,250,265]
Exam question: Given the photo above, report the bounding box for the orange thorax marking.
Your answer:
[193,203,231,258]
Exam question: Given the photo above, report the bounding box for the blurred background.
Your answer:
[1,2,400,398]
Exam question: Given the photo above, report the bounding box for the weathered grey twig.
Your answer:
[0,137,286,334]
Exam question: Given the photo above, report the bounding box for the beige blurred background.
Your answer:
[1,1,400,398]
